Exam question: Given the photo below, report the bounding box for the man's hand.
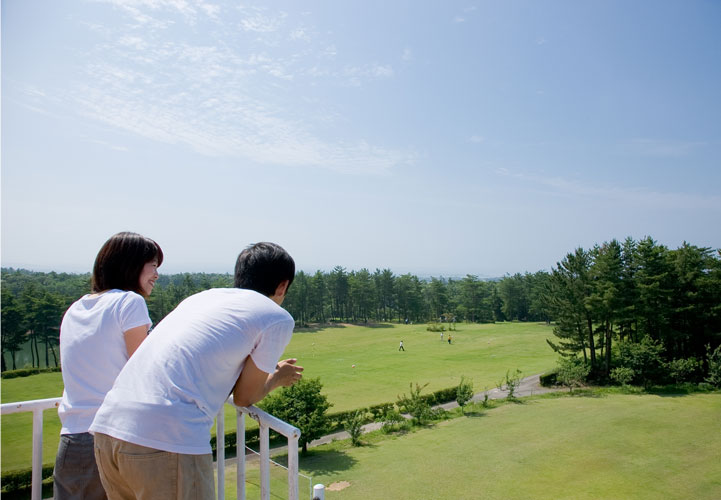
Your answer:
[274,358,304,387]
[232,356,304,407]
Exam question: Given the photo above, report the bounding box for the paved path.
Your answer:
[224,373,560,466]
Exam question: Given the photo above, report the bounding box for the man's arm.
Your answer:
[232,356,303,407]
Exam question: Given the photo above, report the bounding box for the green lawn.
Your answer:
[221,392,721,500]
[1,321,555,473]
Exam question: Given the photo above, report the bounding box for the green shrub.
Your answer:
[615,337,665,387]
[1,367,61,379]
[428,385,459,405]
[706,344,721,387]
[397,383,433,425]
[556,357,590,393]
[345,411,365,446]
[1,465,54,492]
[381,409,407,433]
[497,369,522,399]
[539,370,558,387]
[456,376,473,413]
[665,357,702,384]
[610,366,635,386]
[426,322,445,332]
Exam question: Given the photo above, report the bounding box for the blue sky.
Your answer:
[2,0,720,277]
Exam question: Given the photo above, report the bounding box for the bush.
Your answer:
[610,366,635,386]
[557,357,590,393]
[456,376,473,413]
[665,357,702,384]
[615,337,665,387]
[706,344,721,388]
[381,409,407,433]
[426,322,445,332]
[481,387,491,408]
[428,385,459,405]
[1,465,54,492]
[1,367,62,379]
[259,377,332,455]
[397,382,433,425]
[345,411,365,446]
[539,370,558,387]
[497,369,522,399]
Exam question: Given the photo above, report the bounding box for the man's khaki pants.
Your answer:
[94,433,215,500]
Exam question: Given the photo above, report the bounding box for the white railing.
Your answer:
[0,397,61,500]
[1,398,304,500]
[220,400,303,500]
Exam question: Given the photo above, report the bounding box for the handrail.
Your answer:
[231,402,301,500]
[1,397,302,500]
[0,397,62,500]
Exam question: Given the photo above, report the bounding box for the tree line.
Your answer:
[547,237,721,385]
[3,236,720,384]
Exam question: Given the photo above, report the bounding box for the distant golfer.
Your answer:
[448,335,452,345]
[440,332,443,341]
[399,340,405,351]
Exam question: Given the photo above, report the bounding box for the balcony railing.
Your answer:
[1,397,306,500]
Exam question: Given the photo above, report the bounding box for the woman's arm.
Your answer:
[124,324,150,357]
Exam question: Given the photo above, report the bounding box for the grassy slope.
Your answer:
[1,322,555,473]
[225,392,720,500]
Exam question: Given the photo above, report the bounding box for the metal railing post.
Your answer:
[237,411,246,500]
[216,409,225,500]
[259,422,270,500]
[32,408,44,500]
[287,434,299,500]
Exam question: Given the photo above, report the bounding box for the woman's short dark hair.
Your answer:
[91,232,163,295]
[234,242,295,296]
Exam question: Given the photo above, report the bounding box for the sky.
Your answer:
[2,0,720,278]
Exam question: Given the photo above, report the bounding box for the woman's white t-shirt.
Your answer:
[58,290,151,435]
[90,288,294,455]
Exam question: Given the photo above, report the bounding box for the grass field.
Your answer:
[222,392,721,500]
[1,321,555,473]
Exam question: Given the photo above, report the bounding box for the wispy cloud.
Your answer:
[496,168,721,211]
[626,138,707,158]
[59,1,411,174]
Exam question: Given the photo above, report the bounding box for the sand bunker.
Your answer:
[327,481,351,491]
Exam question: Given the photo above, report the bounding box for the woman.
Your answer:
[53,232,163,500]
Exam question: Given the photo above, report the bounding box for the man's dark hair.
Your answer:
[91,232,164,295]
[234,242,295,296]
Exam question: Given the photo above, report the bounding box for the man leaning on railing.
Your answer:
[89,242,304,500]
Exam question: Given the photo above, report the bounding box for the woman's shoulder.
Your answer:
[100,289,146,308]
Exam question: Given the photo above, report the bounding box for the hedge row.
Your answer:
[539,370,558,387]
[326,384,461,432]
[1,465,54,493]
[1,367,62,379]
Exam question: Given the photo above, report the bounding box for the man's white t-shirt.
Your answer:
[90,288,295,455]
[58,290,151,435]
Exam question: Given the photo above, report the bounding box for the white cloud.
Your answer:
[627,138,707,158]
[54,1,411,174]
[239,10,287,33]
[496,169,721,211]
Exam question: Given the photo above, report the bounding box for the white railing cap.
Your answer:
[1,397,62,415]
[231,400,300,440]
